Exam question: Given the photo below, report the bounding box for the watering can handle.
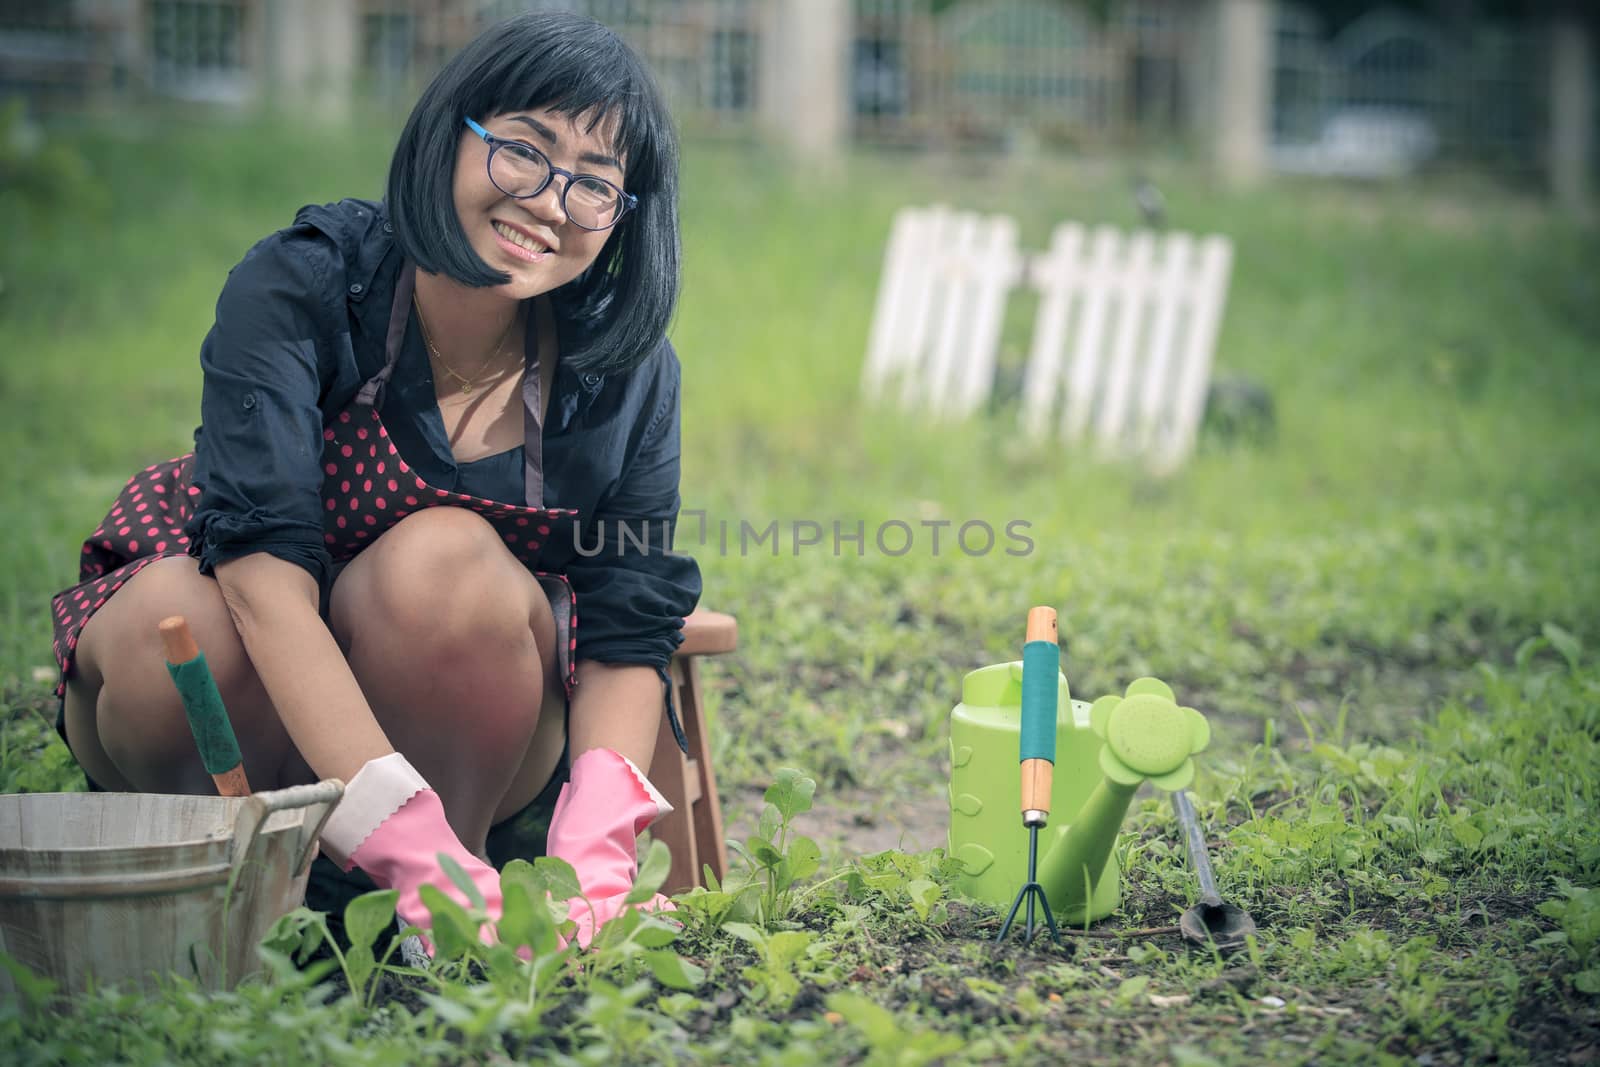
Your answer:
[232,780,346,878]
[1019,607,1058,825]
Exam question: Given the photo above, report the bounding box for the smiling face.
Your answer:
[452,106,627,300]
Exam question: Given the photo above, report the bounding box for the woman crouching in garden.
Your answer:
[48,11,699,949]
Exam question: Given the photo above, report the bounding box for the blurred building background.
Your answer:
[0,0,1593,209]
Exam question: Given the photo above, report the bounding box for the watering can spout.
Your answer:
[1036,678,1212,915]
[1037,777,1142,913]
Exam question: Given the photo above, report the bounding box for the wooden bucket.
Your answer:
[0,780,343,997]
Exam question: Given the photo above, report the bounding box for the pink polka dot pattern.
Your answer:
[51,406,583,699]
[317,408,576,575]
[49,454,198,698]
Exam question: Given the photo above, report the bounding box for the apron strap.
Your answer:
[355,261,416,409]
[520,298,546,507]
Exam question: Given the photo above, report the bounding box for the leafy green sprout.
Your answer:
[1536,879,1600,994]
[724,767,825,927]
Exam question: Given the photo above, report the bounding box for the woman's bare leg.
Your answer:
[63,556,298,794]
[326,507,564,854]
[61,509,568,857]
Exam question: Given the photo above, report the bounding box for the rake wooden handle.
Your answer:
[1020,761,1054,820]
[1025,607,1057,644]
[160,616,251,798]
[1019,607,1059,825]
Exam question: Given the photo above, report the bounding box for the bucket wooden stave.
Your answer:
[0,781,343,997]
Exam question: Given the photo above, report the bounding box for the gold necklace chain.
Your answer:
[413,296,521,395]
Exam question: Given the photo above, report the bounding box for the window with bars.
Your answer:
[148,0,251,99]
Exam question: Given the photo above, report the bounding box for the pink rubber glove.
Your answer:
[319,753,502,954]
[545,747,676,947]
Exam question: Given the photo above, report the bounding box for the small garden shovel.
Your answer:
[1171,788,1255,952]
[159,615,251,797]
[995,606,1061,946]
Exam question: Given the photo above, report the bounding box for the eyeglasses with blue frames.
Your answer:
[464,117,636,232]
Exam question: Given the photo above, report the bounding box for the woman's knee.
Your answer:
[73,557,280,791]
[81,557,259,699]
[328,509,557,769]
[332,507,547,658]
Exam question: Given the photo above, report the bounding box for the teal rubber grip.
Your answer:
[165,653,243,775]
[1018,639,1059,763]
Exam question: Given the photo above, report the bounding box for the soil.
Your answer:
[723,773,950,860]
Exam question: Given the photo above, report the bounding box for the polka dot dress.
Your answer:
[50,455,200,697]
[50,405,581,700]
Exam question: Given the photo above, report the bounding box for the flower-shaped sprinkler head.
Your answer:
[1037,677,1210,915]
[1090,676,1210,792]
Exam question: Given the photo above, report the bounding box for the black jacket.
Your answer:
[185,198,700,670]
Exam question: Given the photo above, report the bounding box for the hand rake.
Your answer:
[995,606,1061,946]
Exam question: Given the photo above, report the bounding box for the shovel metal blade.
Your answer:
[1179,899,1256,952]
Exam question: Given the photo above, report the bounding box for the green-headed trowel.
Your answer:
[995,606,1061,946]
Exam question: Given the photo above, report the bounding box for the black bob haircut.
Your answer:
[386,11,679,374]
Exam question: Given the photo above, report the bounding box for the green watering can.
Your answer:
[948,669,1210,924]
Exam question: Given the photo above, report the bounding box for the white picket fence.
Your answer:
[861,206,1234,473]
[861,206,1024,418]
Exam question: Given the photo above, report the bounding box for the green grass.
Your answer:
[2,112,1598,1063]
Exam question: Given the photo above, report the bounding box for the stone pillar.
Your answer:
[262,0,358,120]
[760,0,850,164]
[73,0,142,99]
[1212,0,1272,186]
[1548,16,1594,216]
[1178,2,1218,158]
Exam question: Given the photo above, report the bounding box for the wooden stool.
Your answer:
[649,608,736,894]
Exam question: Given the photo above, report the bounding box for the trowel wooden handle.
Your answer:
[158,616,201,663]
[160,616,251,798]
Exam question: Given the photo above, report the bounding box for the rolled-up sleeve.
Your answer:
[565,350,703,670]
[184,229,336,589]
